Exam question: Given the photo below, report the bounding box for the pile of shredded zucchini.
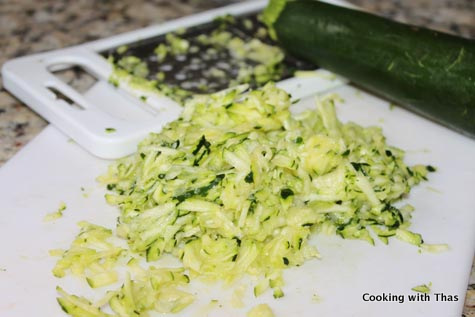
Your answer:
[53,83,433,316]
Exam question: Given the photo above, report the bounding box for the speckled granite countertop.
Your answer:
[0,0,474,315]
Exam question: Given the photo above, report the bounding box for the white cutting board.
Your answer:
[1,84,474,317]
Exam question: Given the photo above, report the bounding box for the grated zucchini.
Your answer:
[247,303,274,317]
[54,82,431,316]
[411,282,432,294]
[51,222,124,279]
[99,82,428,295]
[44,202,67,222]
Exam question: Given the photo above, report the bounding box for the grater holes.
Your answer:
[100,12,316,96]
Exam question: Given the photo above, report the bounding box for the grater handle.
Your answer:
[2,47,182,159]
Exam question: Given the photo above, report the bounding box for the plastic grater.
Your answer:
[2,0,347,159]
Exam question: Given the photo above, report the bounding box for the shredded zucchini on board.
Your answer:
[247,303,275,317]
[54,83,433,316]
[44,202,67,222]
[411,282,432,294]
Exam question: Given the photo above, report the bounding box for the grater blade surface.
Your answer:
[102,13,315,95]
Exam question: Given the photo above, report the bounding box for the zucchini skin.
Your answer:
[274,1,475,138]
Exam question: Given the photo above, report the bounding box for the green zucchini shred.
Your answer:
[247,303,275,317]
[411,282,432,294]
[44,202,67,222]
[56,286,112,317]
[51,221,124,279]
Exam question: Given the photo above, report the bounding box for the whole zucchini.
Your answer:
[264,0,475,138]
